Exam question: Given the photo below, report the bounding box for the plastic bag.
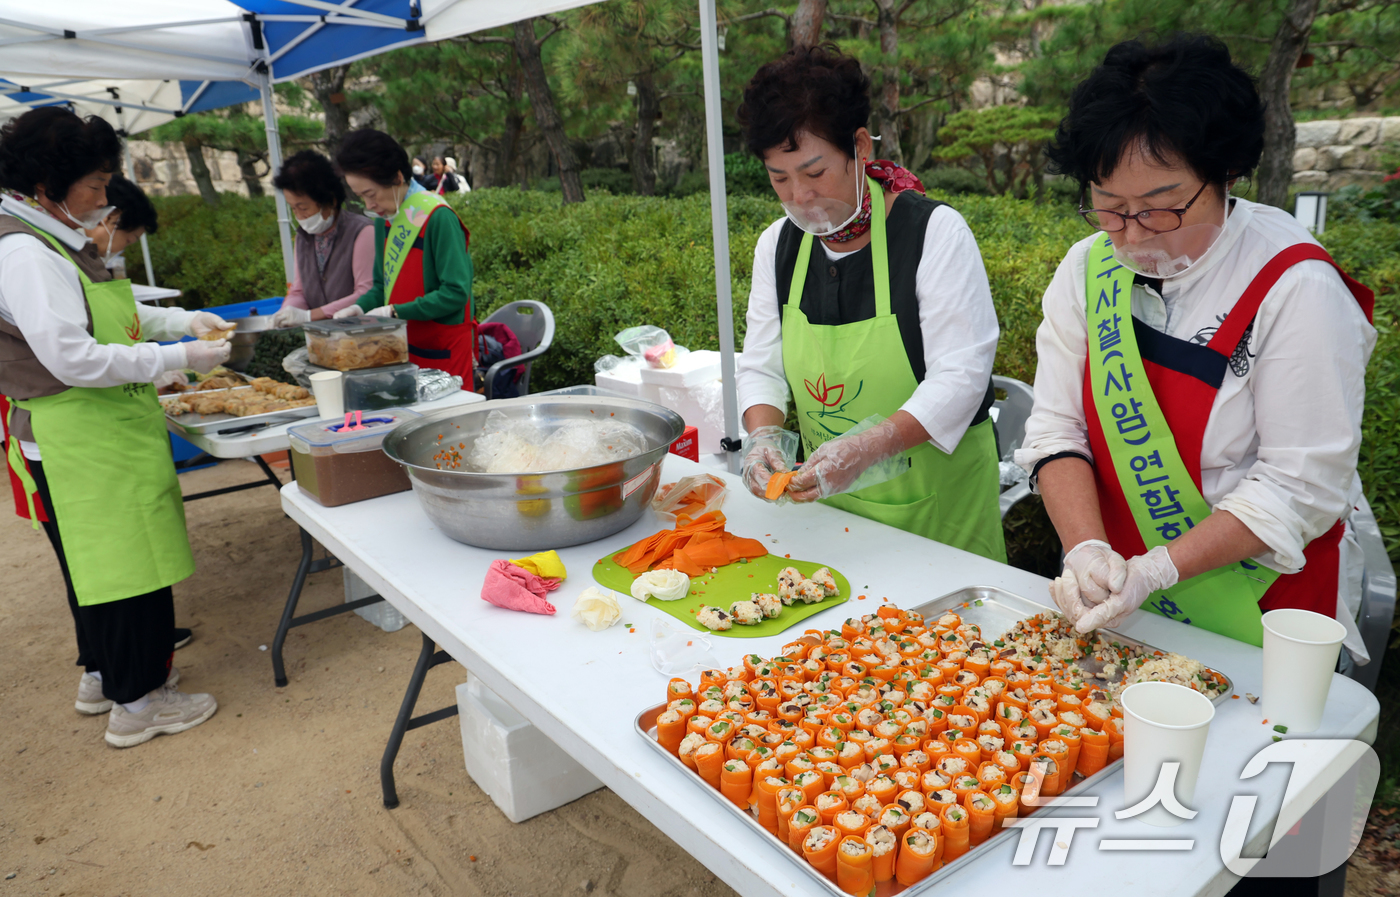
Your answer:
[615,325,677,369]
[417,368,463,402]
[467,409,648,473]
[649,617,718,676]
[282,346,313,388]
[651,474,729,525]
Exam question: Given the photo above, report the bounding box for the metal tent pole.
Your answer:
[258,64,296,286]
[698,0,741,473]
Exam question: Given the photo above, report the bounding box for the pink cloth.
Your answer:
[281,226,376,315]
[481,559,560,615]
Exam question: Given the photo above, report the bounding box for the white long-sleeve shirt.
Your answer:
[1015,198,1375,578]
[737,204,1000,454]
[0,196,195,459]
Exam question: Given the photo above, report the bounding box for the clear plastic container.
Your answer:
[303,316,409,371]
[342,362,419,411]
[288,408,421,507]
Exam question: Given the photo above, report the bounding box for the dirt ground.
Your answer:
[1,457,1396,896]
[0,458,737,897]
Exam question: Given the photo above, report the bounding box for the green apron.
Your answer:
[4,232,194,606]
[781,177,1006,562]
[1085,233,1272,645]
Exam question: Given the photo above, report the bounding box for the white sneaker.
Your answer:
[76,667,180,716]
[104,684,214,748]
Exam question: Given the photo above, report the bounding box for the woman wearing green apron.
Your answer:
[331,129,476,383]
[1017,36,1375,657]
[0,108,225,747]
[734,46,1005,562]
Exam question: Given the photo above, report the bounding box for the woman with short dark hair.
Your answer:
[734,45,1005,561]
[0,107,224,746]
[269,150,374,326]
[1018,35,1375,652]
[81,174,157,279]
[330,129,475,380]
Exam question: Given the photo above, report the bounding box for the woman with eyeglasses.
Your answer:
[1017,35,1375,652]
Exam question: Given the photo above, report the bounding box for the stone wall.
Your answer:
[1292,118,1400,191]
[126,140,275,199]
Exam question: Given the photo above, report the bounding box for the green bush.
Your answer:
[917,166,991,196]
[140,187,1400,563]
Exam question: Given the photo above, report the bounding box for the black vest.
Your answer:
[773,191,995,427]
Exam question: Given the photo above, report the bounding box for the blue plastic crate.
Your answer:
[158,297,285,346]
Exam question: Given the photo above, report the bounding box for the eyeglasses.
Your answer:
[1078,182,1210,234]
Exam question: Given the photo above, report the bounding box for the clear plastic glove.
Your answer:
[364,305,395,318]
[270,305,310,328]
[740,425,798,501]
[188,311,231,339]
[332,305,365,320]
[1063,539,1128,606]
[788,416,905,502]
[1076,545,1179,633]
[184,339,231,374]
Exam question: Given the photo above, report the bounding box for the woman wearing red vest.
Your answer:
[1017,35,1375,656]
[331,129,475,382]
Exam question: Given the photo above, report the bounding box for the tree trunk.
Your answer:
[494,72,527,189]
[872,0,903,165]
[631,71,660,196]
[791,0,826,49]
[309,65,353,153]
[236,150,265,197]
[512,18,585,204]
[182,136,220,207]
[1257,0,1319,209]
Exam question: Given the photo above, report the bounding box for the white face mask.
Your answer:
[297,208,335,235]
[780,146,865,237]
[99,222,120,264]
[1110,201,1228,279]
[411,164,425,176]
[61,200,115,232]
[363,186,404,220]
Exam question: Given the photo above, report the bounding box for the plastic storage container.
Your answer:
[457,677,602,823]
[340,362,419,411]
[342,568,407,633]
[304,316,409,371]
[288,408,420,507]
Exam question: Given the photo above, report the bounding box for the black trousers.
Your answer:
[30,458,173,704]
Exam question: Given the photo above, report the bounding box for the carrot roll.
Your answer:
[678,733,706,771]
[699,669,727,692]
[877,803,912,838]
[990,782,1020,830]
[939,804,971,861]
[789,805,822,852]
[1106,717,1126,761]
[836,836,875,895]
[705,718,737,745]
[719,759,753,808]
[1077,726,1110,778]
[815,790,849,825]
[695,742,725,788]
[952,738,983,768]
[895,828,940,885]
[725,736,757,763]
[1049,726,1082,781]
[667,678,695,705]
[867,824,898,883]
[1030,755,1062,797]
[793,769,826,805]
[802,825,842,879]
[834,810,872,839]
[777,787,806,842]
[976,761,1008,791]
[964,790,996,845]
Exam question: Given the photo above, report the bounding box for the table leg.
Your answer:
[270,525,363,687]
[183,454,287,502]
[381,631,460,810]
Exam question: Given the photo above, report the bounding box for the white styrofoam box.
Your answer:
[343,568,407,633]
[636,349,721,389]
[457,677,603,823]
[593,358,646,397]
[635,351,726,454]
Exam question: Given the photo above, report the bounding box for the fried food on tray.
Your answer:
[161,385,316,419]
[249,377,311,401]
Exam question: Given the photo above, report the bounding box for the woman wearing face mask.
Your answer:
[82,174,157,280]
[734,46,1005,561]
[0,107,225,746]
[1017,35,1375,651]
[331,129,475,381]
[268,150,374,327]
[431,156,460,195]
[411,157,433,190]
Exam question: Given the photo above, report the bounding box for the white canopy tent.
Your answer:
[0,0,742,465]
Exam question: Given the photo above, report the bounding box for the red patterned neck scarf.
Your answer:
[820,159,926,245]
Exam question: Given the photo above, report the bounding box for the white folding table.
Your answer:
[278,453,1380,897]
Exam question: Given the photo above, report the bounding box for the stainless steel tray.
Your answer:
[634,585,1234,896]
[162,386,319,434]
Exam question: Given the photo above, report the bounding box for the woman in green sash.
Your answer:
[733,46,1005,561]
[1017,36,1375,654]
[0,108,225,747]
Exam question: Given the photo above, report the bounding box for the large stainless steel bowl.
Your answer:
[383,395,685,551]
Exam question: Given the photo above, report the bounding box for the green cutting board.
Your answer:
[592,549,850,638]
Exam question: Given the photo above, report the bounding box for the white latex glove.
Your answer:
[789,417,902,502]
[188,311,232,339]
[1063,539,1129,606]
[271,305,311,328]
[740,425,796,501]
[184,339,231,374]
[332,305,365,320]
[364,305,396,318]
[1076,545,1179,633]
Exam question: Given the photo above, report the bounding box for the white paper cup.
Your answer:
[308,371,344,420]
[1121,682,1215,827]
[1261,608,1345,734]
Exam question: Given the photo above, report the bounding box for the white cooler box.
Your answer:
[637,350,725,455]
[457,677,602,823]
